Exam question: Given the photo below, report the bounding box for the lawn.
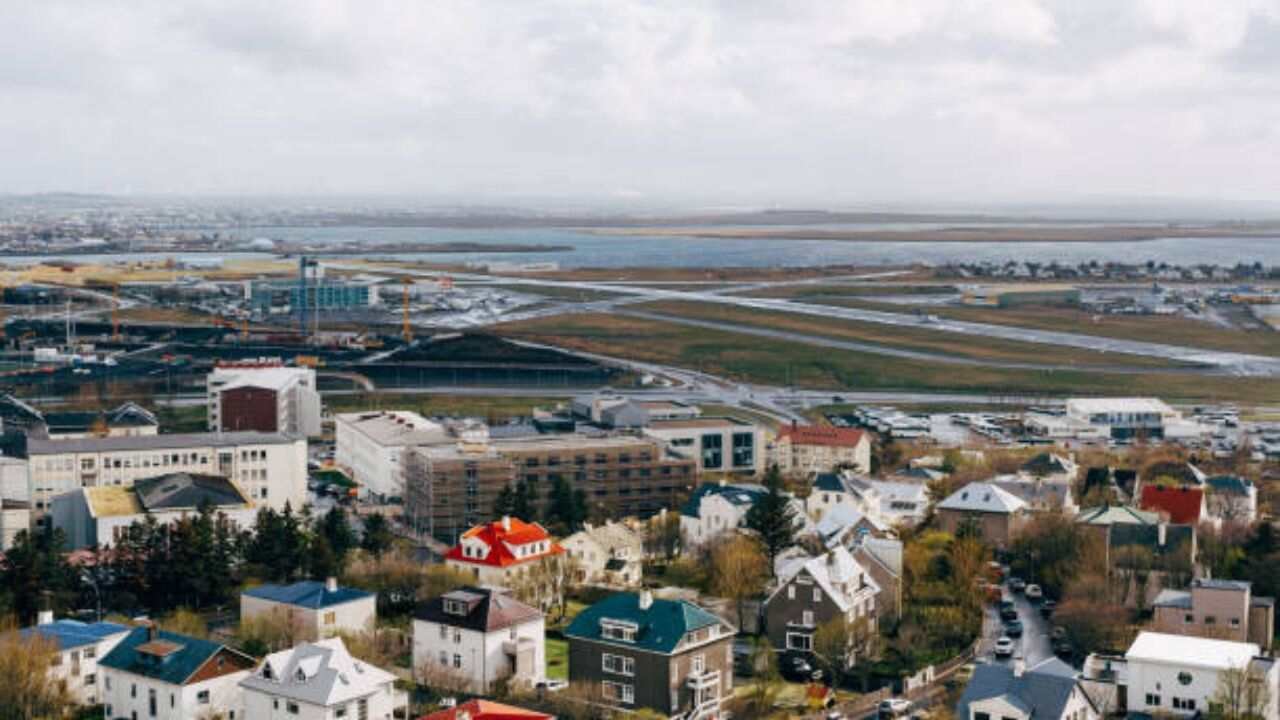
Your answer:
[494,312,1280,404]
[633,300,1189,371]
[545,637,569,681]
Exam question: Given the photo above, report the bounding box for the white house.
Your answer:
[240,637,406,720]
[562,520,644,587]
[333,411,453,498]
[241,578,377,643]
[21,613,129,707]
[412,586,546,694]
[805,472,929,530]
[956,658,1098,720]
[1118,632,1278,720]
[680,481,808,548]
[99,625,256,720]
[443,516,565,591]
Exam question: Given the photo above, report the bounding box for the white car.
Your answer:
[1025,584,1043,601]
[879,698,912,718]
[994,636,1016,658]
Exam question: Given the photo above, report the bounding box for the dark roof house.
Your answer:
[956,658,1094,720]
[100,625,255,687]
[415,587,542,633]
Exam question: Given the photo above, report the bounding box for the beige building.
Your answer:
[562,521,644,587]
[240,578,378,642]
[1152,578,1274,651]
[935,482,1029,548]
[771,424,871,475]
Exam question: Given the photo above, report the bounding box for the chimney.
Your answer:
[1013,657,1026,677]
[638,590,653,611]
[37,609,54,626]
[146,621,158,643]
[325,576,338,593]
[502,515,512,532]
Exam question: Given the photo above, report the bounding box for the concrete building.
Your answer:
[51,472,257,549]
[412,587,545,694]
[240,638,405,720]
[1062,398,1203,441]
[562,520,645,588]
[935,482,1029,548]
[207,361,321,437]
[21,613,129,707]
[25,431,306,519]
[566,591,735,718]
[0,454,28,501]
[443,516,565,591]
[644,416,766,475]
[240,579,377,643]
[334,411,453,499]
[771,424,871,475]
[100,625,256,720]
[956,658,1099,720]
[250,278,377,315]
[765,546,879,659]
[1152,579,1274,651]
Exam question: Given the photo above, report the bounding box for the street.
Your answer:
[978,579,1055,667]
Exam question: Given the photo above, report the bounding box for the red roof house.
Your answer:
[777,424,868,448]
[1139,485,1205,525]
[419,699,553,720]
[444,516,564,571]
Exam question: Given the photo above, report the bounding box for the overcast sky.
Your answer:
[3,1,1280,210]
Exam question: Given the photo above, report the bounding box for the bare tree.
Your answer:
[0,625,73,720]
[708,534,769,629]
[1212,661,1273,720]
[813,615,875,689]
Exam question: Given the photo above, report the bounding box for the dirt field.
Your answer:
[0,258,297,287]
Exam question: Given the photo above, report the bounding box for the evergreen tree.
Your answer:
[360,512,394,558]
[744,465,797,578]
[319,506,358,562]
[0,526,80,622]
[512,480,535,521]
[543,476,577,536]
[492,485,517,518]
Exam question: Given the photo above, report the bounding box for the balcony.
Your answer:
[686,668,721,690]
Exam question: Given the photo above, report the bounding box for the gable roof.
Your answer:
[771,545,879,613]
[1139,485,1204,525]
[21,619,128,651]
[956,658,1085,720]
[815,503,887,548]
[418,700,553,720]
[1075,505,1159,527]
[778,424,868,448]
[938,482,1028,514]
[133,473,250,511]
[239,638,396,707]
[414,586,542,633]
[566,592,730,655]
[100,627,254,686]
[243,580,373,610]
[680,482,768,519]
[1021,453,1075,478]
[443,517,564,568]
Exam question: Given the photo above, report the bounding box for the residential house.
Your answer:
[765,546,879,660]
[240,578,377,642]
[1203,475,1258,525]
[1084,632,1280,719]
[868,479,931,528]
[935,482,1029,548]
[1140,485,1209,526]
[680,481,807,548]
[566,590,735,719]
[417,699,554,720]
[771,424,871,475]
[443,516,565,597]
[100,625,256,720]
[1152,578,1275,651]
[813,503,889,551]
[21,612,129,707]
[562,520,644,587]
[240,637,406,720]
[805,472,875,522]
[956,657,1099,720]
[1075,505,1196,605]
[51,472,257,549]
[412,586,545,694]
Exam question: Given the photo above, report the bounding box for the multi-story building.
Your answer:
[1,498,30,550]
[240,638,405,720]
[100,625,256,720]
[334,411,454,499]
[764,547,879,658]
[567,591,735,719]
[240,578,377,643]
[771,424,871,475]
[21,612,129,707]
[443,516,565,589]
[51,472,257,549]
[403,434,696,542]
[412,586,545,694]
[25,431,305,520]
[1152,578,1275,650]
[207,361,321,437]
[249,278,377,316]
[1062,398,1200,441]
[644,416,765,475]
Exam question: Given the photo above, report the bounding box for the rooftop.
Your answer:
[418,700,553,720]
[243,580,374,610]
[680,482,768,518]
[1066,397,1176,416]
[28,430,299,455]
[239,638,396,708]
[1126,631,1261,670]
[334,411,449,447]
[937,482,1028,514]
[1076,505,1160,526]
[956,657,1082,720]
[566,592,731,655]
[414,586,542,632]
[778,424,868,448]
[647,416,751,431]
[211,365,312,393]
[21,619,128,651]
[444,517,564,567]
[100,626,254,686]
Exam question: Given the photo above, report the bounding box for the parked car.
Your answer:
[1040,599,1057,617]
[994,636,1016,658]
[782,653,820,682]
[1004,619,1024,638]
[1009,577,1027,593]
[879,698,912,718]
[999,599,1018,621]
[1025,584,1043,601]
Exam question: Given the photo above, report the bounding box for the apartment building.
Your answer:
[207,361,321,437]
[25,431,306,519]
[1152,578,1275,650]
[402,434,696,542]
[644,416,765,475]
[567,591,735,718]
[334,411,455,499]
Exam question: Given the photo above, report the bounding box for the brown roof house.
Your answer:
[412,587,545,694]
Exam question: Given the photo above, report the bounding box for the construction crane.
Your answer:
[401,277,413,343]
[111,284,122,342]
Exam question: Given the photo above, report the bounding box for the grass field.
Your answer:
[545,637,569,681]
[633,300,1189,371]
[325,392,563,421]
[494,312,1280,403]
[812,297,1280,357]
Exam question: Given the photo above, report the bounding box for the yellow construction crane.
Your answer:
[401,277,413,342]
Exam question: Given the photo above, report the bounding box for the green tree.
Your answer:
[360,512,394,558]
[0,526,80,622]
[744,465,797,577]
[318,506,358,571]
[492,484,517,518]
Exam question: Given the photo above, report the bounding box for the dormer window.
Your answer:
[444,599,468,616]
[601,619,638,642]
[295,668,307,682]
[261,664,274,680]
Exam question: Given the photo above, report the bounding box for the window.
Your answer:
[973,713,990,720]
[1145,694,1161,707]
[453,654,462,669]
[602,653,635,676]
[1178,672,1193,686]
[788,585,796,600]
[84,647,95,659]
[602,681,635,704]
[336,705,348,719]
[1173,698,1196,711]
[601,620,638,642]
[287,701,300,714]
[453,629,462,643]
[444,598,467,616]
[813,587,822,602]
[693,654,705,674]
[439,651,448,665]
[1230,618,1241,627]
[786,632,813,651]
[84,673,95,686]
[197,690,210,704]
[732,432,755,468]
[149,689,157,717]
[323,611,336,625]
[802,610,814,626]
[700,434,723,469]
[439,624,449,639]
[1184,613,1194,624]
[1204,615,1217,625]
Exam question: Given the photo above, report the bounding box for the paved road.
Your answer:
[979,580,1055,668]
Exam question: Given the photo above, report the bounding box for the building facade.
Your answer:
[207,362,321,437]
[644,417,765,475]
[100,626,256,720]
[240,638,405,720]
[764,547,879,658]
[240,579,378,643]
[412,587,545,694]
[443,516,565,591]
[771,424,871,475]
[22,613,129,707]
[1152,579,1275,651]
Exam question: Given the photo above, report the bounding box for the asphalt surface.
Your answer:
[979,580,1055,667]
